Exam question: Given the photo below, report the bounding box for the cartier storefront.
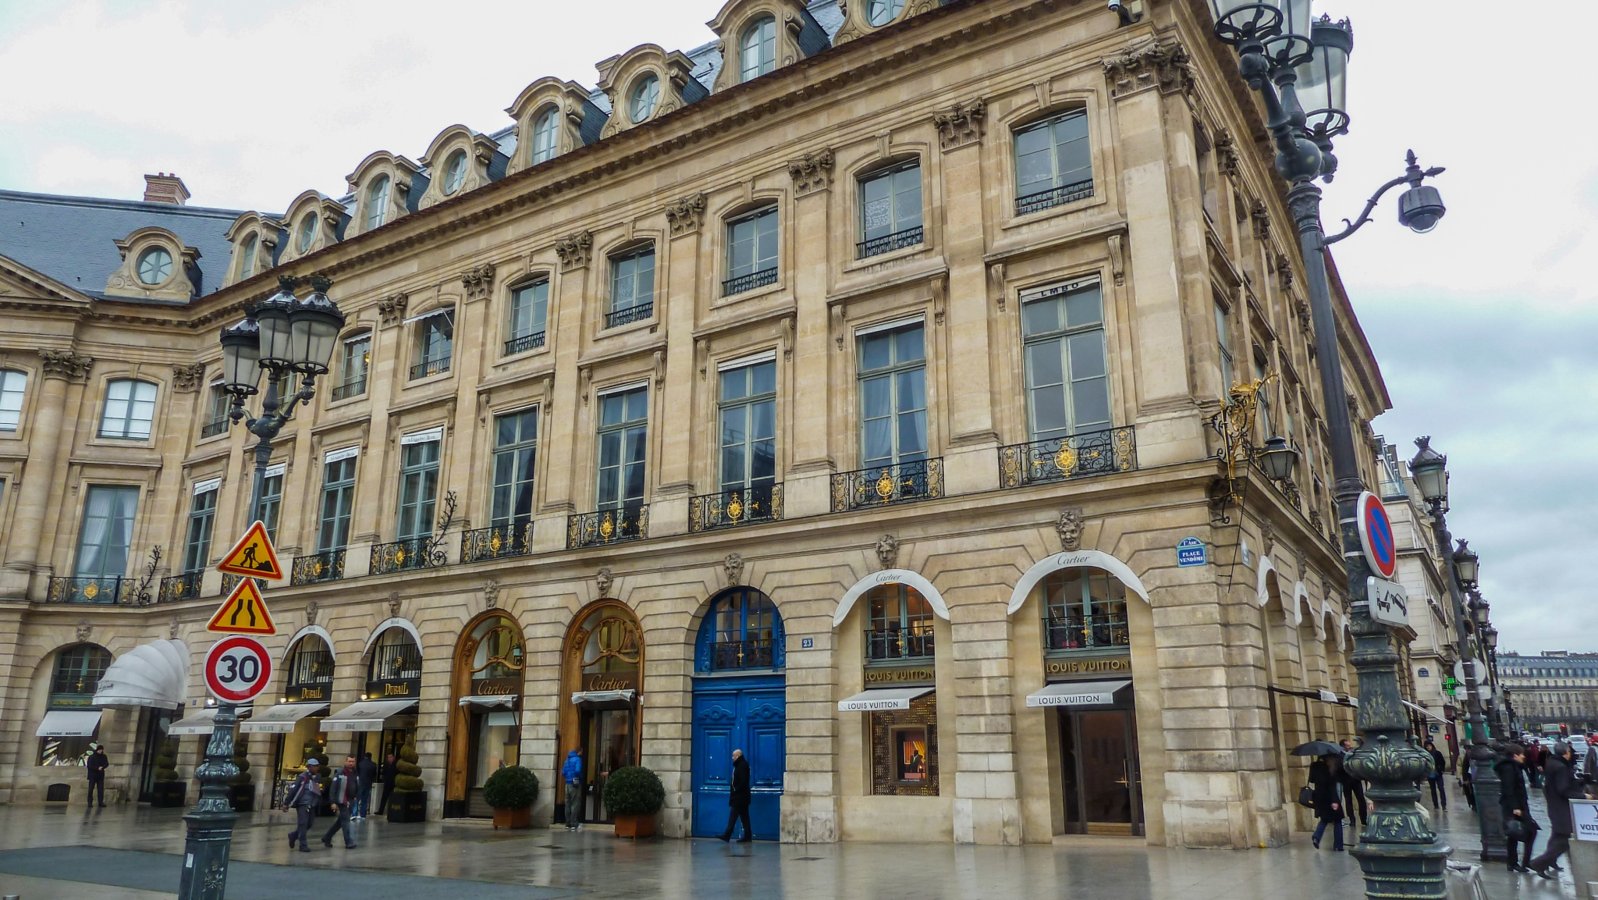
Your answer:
[447,611,526,818]
[560,600,644,824]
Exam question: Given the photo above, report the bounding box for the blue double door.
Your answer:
[691,674,785,840]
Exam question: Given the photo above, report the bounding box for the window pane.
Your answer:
[600,394,624,427]
[1065,287,1102,327]
[751,398,775,440]
[751,361,775,395]
[862,377,891,418]
[897,411,926,456]
[1026,340,1064,388]
[895,325,924,362]
[863,419,893,465]
[1068,332,1106,380]
[860,333,891,371]
[1072,378,1111,430]
[1022,297,1060,337]
[0,370,26,430]
[895,369,924,414]
[1030,386,1069,439]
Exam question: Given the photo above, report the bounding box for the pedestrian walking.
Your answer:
[84,742,109,809]
[285,759,324,852]
[375,752,397,815]
[561,747,584,830]
[355,751,378,819]
[1308,753,1344,851]
[1424,740,1447,811]
[1529,741,1590,879]
[1498,744,1539,874]
[1460,756,1475,809]
[1339,738,1367,833]
[322,756,358,849]
[718,748,753,843]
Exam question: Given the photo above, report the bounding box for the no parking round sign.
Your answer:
[1356,491,1398,579]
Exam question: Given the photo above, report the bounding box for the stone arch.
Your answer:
[834,569,950,627]
[1006,548,1150,616]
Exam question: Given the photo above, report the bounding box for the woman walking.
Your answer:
[1309,753,1345,851]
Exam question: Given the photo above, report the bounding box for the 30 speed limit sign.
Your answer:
[204,635,272,703]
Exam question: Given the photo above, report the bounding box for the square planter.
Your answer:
[613,813,657,839]
[492,806,532,830]
[150,782,187,808]
[229,783,255,813]
[387,790,427,823]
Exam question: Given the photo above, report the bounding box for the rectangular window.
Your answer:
[505,279,549,355]
[75,485,139,578]
[183,485,218,574]
[719,359,777,494]
[1253,353,1274,438]
[1042,569,1129,652]
[858,162,923,258]
[201,383,229,438]
[1014,110,1093,214]
[335,335,370,399]
[317,454,357,552]
[869,697,938,797]
[396,435,442,541]
[100,379,157,439]
[0,369,28,430]
[491,409,538,526]
[259,465,285,542]
[893,726,930,783]
[608,246,655,328]
[858,322,927,470]
[1021,280,1110,442]
[410,313,453,380]
[724,207,779,295]
[596,387,648,512]
[1215,302,1235,395]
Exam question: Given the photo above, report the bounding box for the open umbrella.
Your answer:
[1291,740,1344,757]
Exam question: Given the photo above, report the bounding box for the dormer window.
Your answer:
[629,75,660,124]
[136,247,173,285]
[295,213,318,254]
[441,150,468,196]
[238,235,258,280]
[366,176,391,230]
[740,16,777,81]
[867,0,905,26]
[531,107,560,164]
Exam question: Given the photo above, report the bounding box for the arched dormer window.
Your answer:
[596,45,707,138]
[276,190,347,264]
[708,0,830,92]
[239,235,258,279]
[344,151,424,237]
[366,176,391,230]
[833,0,923,44]
[740,16,776,81]
[531,107,560,164]
[106,226,198,301]
[505,78,606,175]
[417,126,508,210]
[224,212,283,286]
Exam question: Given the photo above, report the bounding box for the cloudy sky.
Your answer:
[1,1,1591,651]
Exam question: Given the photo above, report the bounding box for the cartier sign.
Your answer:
[472,677,520,696]
[582,673,637,692]
[864,666,935,685]
[1045,656,1130,680]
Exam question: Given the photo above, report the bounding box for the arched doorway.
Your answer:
[248,629,334,807]
[559,600,644,824]
[690,587,785,840]
[447,611,525,818]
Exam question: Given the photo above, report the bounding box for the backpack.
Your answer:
[280,773,308,809]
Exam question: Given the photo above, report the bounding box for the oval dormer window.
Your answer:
[442,149,468,196]
[629,74,660,125]
[868,0,905,26]
[137,247,173,285]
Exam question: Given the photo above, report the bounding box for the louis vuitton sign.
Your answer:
[864,666,935,686]
[1045,655,1131,680]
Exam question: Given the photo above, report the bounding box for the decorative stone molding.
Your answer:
[171,363,206,392]
[1294,298,1311,330]
[665,193,707,236]
[76,620,92,642]
[1103,38,1194,98]
[1107,234,1126,287]
[875,534,898,570]
[1056,508,1085,551]
[169,615,181,640]
[1274,252,1294,293]
[1259,520,1276,557]
[387,591,402,619]
[483,579,500,609]
[833,0,936,45]
[461,263,497,302]
[596,566,614,598]
[556,231,593,271]
[788,148,835,196]
[932,99,986,151]
[708,1,821,91]
[988,262,1008,310]
[1250,200,1271,240]
[724,552,744,588]
[377,292,410,325]
[1214,128,1241,178]
[306,600,319,625]
[39,349,92,381]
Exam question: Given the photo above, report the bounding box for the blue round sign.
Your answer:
[1357,492,1397,579]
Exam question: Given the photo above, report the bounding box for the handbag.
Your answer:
[1298,785,1315,808]
[1506,817,1527,841]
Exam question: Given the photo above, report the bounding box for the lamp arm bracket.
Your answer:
[1325,167,1443,245]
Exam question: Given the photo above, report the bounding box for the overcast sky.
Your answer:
[1,1,1591,652]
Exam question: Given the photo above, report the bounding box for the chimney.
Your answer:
[143,173,190,206]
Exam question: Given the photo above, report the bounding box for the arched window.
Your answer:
[740,16,777,82]
[238,234,258,279]
[365,175,391,230]
[629,74,660,124]
[1042,569,1128,652]
[295,212,318,254]
[368,627,422,683]
[530,106,560,165]
[99,378,158,439]
[136,246,173,285]
[865,584,933,662]
[51,644,112,704]
[0,368,27,431]
[696,588,785,672]
[286,636,335,697]
[867,0,905,26]
[441,149,468,196]
[1014,109,1093,215]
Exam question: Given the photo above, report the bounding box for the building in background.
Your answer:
[1497,652,1598,736]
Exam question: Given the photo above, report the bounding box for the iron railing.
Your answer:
[220,573,241,597]
[604,303,653,330]
[370,536,446,575]
[567,504,648,549]
[291,549,346,586]
[409,355,451,381]
[857,226,923,259]
[286,647,335,691]
[158,571,204,604]
[199,418,229,439]
[997,426,1137,489]
[461,522,534,563]
[330,378,367,401]
[710,638,776,671]
[688,484,782,533]
[369,643,422,681]
[830,458,943,512]
[1044,614,1130,652]
[722,267,778,296]
[45,575,132,605]
[504,331,546,356]
[864,626,935,663]
[1014,178,1095,216]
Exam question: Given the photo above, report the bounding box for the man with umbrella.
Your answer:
[1294,741,1346,851]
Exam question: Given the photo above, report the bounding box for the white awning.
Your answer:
[37,709,102,737]
[485,711,518,727]
[571,689,635,707]
[1403,700,1448,724]
[837,685,934,712]
[1025,680,1131,709]
[239,702,327,734]
[458,694,516,708]
[92,640,188,710]
[169,709,219,736]
[322,699,417,732]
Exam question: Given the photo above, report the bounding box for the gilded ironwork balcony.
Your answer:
[604,303,652,330]
[830,458,943,513]
[371,536,445,575]
[711,638,776,671]
[503,331,546,356]
[220,573,241,597]
[199,417,229,439]
[864,626,935,663]
[1045,614,1130,652]
[291,549,346,586]
[371,643,422,681]
[158,571,204,604]
[408,355,451,381]
[567,504,648,549]
[330,378,367,401]
[461,521,533,563]
[688,484,782,533]
[722,267,778,297]
[997,426,1137,489]
[286,647,334,692]
[1014,178,1095,216]
[45,575,132,604]
[856,226,924,259]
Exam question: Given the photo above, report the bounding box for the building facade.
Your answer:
[1498,652,1598,736]
[0,0,1402,848]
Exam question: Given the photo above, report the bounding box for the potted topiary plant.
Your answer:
[228,732,254,812]
[387,740,427,823]
[483,764,539,830]
[601,765,663,839]
[151,738,186,807]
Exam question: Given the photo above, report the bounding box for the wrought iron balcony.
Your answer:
[830,458,943,512]
[710,638,776,671]
[998,426,1137,489]
[408,355,451,381]
[45,575,132,605]
[158,571,204,604]
[330,378,367,401]
[291,549,346,586]
[1014,178,1095,216]
[864,626,935,663]
[199,418,229,439]
[370,536,445,576]
[1045,614,1130,653]
[461,521,533,563]
[722,267,778,297]
[503,331,546,356]
[604,303,653,330]
[567,504,648,549]
[371,643,422,681]
[220,573,241,597]
[286,647,334,691]
[688,484,782,533]
[856,226,924,259]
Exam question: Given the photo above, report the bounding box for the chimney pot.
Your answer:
[143,173,190,206]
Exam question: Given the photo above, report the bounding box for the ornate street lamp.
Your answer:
[1454,540,1481,589]
[1259,435,1299,482]
[1208,4,1452,894]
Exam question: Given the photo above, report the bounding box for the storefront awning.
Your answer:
[1025,680,1131,709]
[91,639,188,710]
[485,711,518,727]
[169,708,219,736]
[1403,700,1448,724]
[837,685,934,712]
[37,709,103,737]
[458,694,516,708]
[571,689,635,708]
[240,702,327,734]
[322,699,417,732]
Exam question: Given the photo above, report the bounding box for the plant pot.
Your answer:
[229,783,255,813]
[150,782,187,808]
[386,790,427,823]
[491,806,532,830]
[613,812,657,839]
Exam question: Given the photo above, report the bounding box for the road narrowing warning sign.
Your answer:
[206,577,277,636]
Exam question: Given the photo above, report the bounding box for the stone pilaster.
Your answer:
[948,589,1021,845]
[2,351,87,599]
[783,149,836,518]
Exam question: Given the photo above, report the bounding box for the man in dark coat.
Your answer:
[1339,738,1367,833]
[375,752,398,815]
[322,755,358,849]
[1424,740,1448,810]
[84,743,109,809]
[1308,754,1345,851]
[285,758,323,852]
[719,748,753,843]
[1530,741,1589,879]
[354,752,378,819]
[1499,744,1539,873]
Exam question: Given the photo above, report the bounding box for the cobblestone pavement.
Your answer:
[0,790,1581,899]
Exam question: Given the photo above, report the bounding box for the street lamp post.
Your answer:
[1206,3,1451,896]
[1408,437,1506,862]
[179,275,344,900]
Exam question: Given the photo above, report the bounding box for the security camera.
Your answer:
[1108,0,1141,26]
